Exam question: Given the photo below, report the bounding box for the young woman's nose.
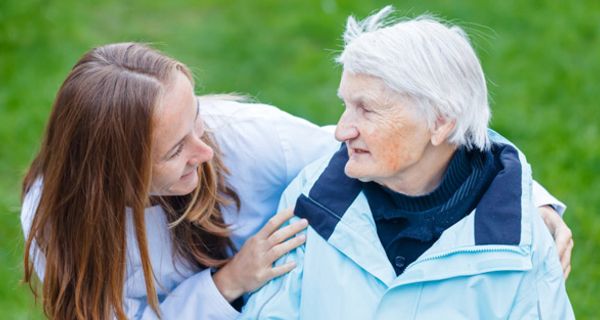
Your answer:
[334,110,359,142]
[188,136,214,166]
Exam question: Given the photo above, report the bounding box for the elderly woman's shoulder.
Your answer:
[295,151,339,187]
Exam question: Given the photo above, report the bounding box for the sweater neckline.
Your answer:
[379,147,472,213]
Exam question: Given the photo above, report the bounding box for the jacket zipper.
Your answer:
[405,245,526,272]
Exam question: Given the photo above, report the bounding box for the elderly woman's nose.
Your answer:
[335,114,359,142]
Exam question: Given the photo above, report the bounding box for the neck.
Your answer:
[379,142,457,196]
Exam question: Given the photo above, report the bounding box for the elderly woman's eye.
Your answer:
[358,103,372,113]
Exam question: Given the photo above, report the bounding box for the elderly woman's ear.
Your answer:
[430,117,456,146]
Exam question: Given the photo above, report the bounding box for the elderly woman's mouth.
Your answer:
[350,147,370,155]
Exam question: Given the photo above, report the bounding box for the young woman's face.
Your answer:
[150,71,214,196]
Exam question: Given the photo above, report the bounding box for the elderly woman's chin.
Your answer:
[344,161,374,182]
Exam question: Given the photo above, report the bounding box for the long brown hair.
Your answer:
[22,43,239,319]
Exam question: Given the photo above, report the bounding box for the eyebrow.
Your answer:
[339,92,371,106]
[337,89,368,101]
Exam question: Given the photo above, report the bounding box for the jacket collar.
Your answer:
[295,135,534,286]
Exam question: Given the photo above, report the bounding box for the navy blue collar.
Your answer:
[294,144,362,239]
[363,147,499,244]
[294,143,523,246]
[372,148,473,215]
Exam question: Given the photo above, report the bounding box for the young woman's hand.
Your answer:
[212,208,308,302]
[539,205,574,279]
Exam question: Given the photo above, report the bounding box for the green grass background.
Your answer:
[1,0,598,318]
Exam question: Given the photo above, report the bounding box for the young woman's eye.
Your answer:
[169,144,184,159]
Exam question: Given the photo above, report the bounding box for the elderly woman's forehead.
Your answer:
[339,72,400,100]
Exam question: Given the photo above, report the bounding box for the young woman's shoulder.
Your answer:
[197,96,339,183]
[198,95,304,128]
[21,177,43,237]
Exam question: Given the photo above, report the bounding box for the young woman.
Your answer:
[21,43,569,319]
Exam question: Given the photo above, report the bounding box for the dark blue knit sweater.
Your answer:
[363,147,500,275]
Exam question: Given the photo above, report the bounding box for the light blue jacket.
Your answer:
[241,132,574,319]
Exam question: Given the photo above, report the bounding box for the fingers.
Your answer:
[268,234,306,262]
[550,221,573,280]
[554,228,571,258]
[258,208,295,238]
[265,235,307,281]
[560,238,574,279]
[269,261,297,279]
[553,224,573,270]
[564,263,571,281]
[268,218,308,246]
[539,207,574,279]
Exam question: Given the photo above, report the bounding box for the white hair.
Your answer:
[337,6,490,150]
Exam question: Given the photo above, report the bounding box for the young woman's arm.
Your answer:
[20,179,238,319]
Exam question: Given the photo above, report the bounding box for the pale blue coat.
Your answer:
[241,132,574,319]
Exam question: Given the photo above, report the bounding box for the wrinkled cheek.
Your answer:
[374,137,401,172]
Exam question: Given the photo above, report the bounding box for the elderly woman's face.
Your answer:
[335,71,432,185]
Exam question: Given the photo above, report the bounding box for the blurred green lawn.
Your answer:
[1,0,598,318]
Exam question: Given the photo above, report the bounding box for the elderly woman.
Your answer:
[241,7,574,319]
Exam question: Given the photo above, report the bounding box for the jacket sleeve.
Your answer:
[487,129,565,215]
[531,180,566,216]
[21,180,239,320]
[21,178,47,279]
[124,269,239,320]
[239,173,308,320]
[274,117,338,184]
[508,211,575,319]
